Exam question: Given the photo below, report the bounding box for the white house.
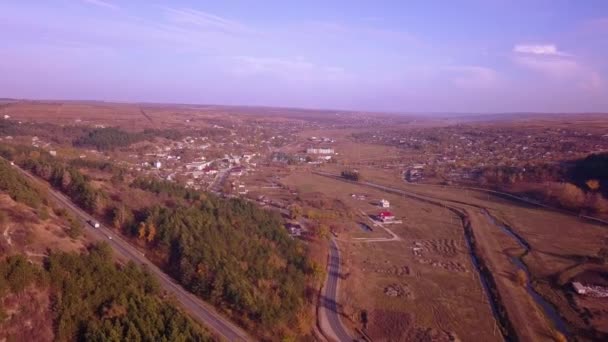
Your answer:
[572,282,587,295]
[379,199,390,208]
[154,161,162,169]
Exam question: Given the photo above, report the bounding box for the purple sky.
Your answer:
[1,0,607,113]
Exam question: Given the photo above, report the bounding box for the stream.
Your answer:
[482,210,569,336]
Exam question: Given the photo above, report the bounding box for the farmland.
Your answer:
[0,100,607,341]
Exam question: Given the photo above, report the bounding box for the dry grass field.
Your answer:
[282,172,499,341]
[322,164,608,340]
[0,194,86,260]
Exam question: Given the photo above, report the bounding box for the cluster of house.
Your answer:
[374,199,399,222]
[306,147,335,155]
[358,126,608,182]
[308,136,335,143]
[405,164,425,182]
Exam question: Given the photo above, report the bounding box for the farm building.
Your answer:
[306,147,335,155]
[377,211,395,222]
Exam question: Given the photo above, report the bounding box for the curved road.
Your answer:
[320,239,354,341]
[5,158,251,341]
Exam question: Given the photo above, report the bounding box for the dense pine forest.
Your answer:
[0,143,314,337]
[0,246,211,341]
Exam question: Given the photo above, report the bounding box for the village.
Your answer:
[353,122,608,184]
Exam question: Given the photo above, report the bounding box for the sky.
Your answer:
[1,0,607,113]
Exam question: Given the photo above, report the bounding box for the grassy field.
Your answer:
[320,165,608,340]
[282,171,499,341]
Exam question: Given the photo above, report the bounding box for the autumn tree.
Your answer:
[111,204,132,230]
[515,269,527,287]
[551,330,567,342]
[586,179,601,191]
[548,182,586,210]
[288,204,303,220]
[137,222,147,240]
[146,223,157,243]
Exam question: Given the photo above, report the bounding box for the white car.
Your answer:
[108,235,112,240]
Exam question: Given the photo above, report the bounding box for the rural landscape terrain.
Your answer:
[0,99,607,341]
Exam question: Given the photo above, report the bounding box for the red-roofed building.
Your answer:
[377,211,395,222]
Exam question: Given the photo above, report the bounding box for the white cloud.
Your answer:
[513,44,569,56]
[83,0,119,11]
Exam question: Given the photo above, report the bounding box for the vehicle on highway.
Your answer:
[88,220,100,228]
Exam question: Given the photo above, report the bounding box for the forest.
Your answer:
[119,195,312,333]
[130,177,202,201]
[0,245,211,341]
[0,158,43,209]
[1,144,313,336]
[73,127,148,150]
[73,127,186,150]
[478,153,608,215]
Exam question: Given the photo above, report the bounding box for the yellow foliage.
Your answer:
[551,330,567,342]
[137,222,146,239]
[515,269,527,287]
[146,223,157,242]
[586,179,600,191]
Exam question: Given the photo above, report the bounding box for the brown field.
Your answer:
[0,194,86,260]
[282,172,499,341]
[314,163,608,340]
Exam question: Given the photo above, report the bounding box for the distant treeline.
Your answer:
[477,152,608,214]
[479,152,608,194]
[0,120,90,144]
[0,120,186,150]
[0,244,210,341]
[569,152,608,195]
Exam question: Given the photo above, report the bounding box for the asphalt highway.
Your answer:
[6,158,251,341]
[321,239,353,341]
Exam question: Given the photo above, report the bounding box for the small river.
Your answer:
[482,210,569,337]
